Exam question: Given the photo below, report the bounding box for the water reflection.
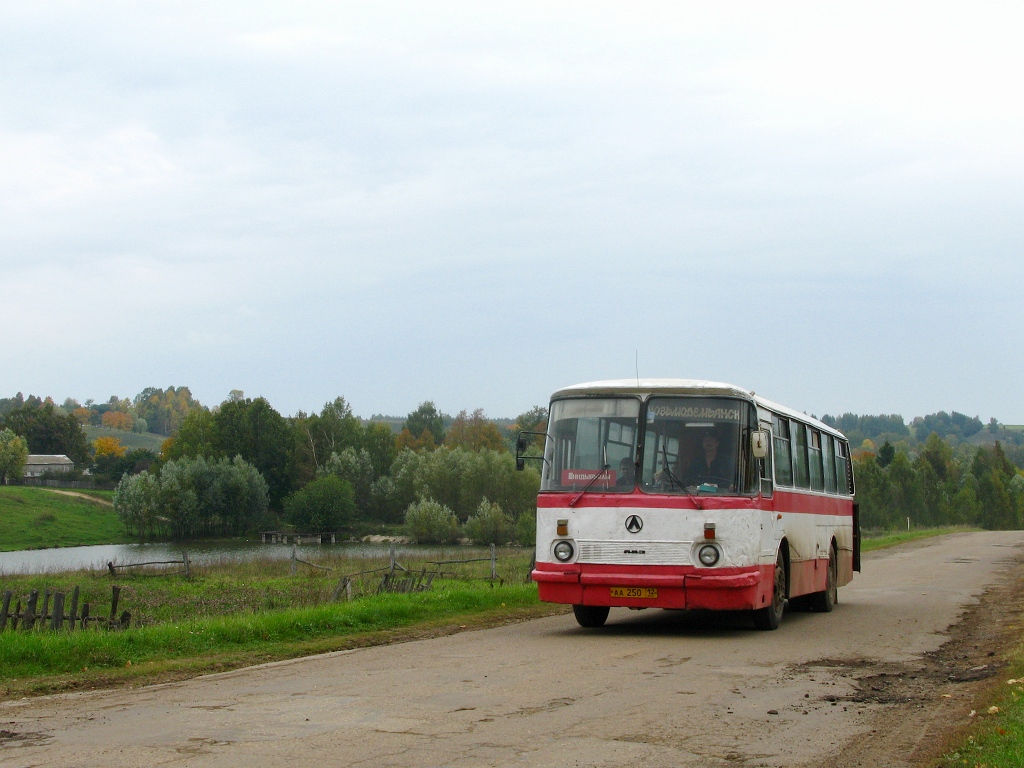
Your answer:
[0,540,465,575]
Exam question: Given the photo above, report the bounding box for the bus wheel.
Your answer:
[753,552,786,631]
[572,605,610,628]
[808,545,838,612]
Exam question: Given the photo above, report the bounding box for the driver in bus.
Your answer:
[684,427,733,489]
[616,457,636,488]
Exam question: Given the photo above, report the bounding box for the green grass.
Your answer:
[938,664,1024,767]
[0,549,544,697]
[0,581,538,680]
[861,527,975,553]
[0,486,130,551]
[82,425,166,453]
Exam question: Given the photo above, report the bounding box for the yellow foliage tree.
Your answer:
[93,436,127,459]
[102,411,134,431]
[445,409,507,452]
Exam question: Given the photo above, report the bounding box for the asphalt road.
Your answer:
[3,530,1023,768]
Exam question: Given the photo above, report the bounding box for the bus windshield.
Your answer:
[541,397,640,492]
[640,397,744,495]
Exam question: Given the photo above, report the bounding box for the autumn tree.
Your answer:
[93,436,128,459]
[133,386,205,436]
[444,409,507,452]
[102,411,134,431]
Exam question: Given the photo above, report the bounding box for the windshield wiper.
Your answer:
[569,464,610,507]
[661,442,702,510]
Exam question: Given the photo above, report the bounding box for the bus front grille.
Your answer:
[575,540,694,566]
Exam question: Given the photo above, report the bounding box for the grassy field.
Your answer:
[0,486,130,551]
[82,425,166,453]
[0,548,543,697]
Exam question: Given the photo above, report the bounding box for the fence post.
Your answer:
[490,544,497,580]
[51,593,65,630]
[23,590,39,630]
[109,585,121,624]
[1,590,11,631]
[346,579,352,601]
[183,550,190,578]
[389,543,396,575]
[41,590,51,627]
[69,586,80,629]
[291,544,297,575]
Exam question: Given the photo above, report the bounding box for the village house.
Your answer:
[23,455,75,478]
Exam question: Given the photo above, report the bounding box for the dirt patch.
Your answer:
[808,547,1024,767]
[42,489,113,507]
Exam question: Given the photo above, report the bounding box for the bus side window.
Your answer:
[759,420,774,497]
[772,414,793,486]
[808,429,824,492]
[823,433,837,493]
[792,420,810,489]
[835,440,851,495]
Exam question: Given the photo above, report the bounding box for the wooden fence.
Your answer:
[0,585,130,632]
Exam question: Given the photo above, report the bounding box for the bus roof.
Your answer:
[550,379,847,441]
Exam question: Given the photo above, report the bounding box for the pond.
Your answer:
[0,540,473,575]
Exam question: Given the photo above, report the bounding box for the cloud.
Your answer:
[0,3,1022,420]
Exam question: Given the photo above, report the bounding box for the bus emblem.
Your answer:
[625,515,643,533]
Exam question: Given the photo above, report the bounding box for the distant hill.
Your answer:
[83,425,166,453]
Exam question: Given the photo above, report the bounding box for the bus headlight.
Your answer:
[697,544,720,566]
[553,541,575,562]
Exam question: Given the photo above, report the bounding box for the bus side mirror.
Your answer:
[515,431,529,472]
[751,430,769,459]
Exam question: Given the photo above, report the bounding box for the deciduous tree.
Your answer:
[0,428,29,484]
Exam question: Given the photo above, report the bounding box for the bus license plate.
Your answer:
[610,587,657,599]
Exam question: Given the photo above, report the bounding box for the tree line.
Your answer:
[854,433,1024,531]
[5,387,1024,539]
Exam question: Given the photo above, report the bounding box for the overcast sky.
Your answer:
[2,2,1022,423]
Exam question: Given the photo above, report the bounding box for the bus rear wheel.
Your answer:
[808,545,838,612]
[753,552,786,631]
[572,605,610,628]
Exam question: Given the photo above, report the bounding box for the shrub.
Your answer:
[463,498,512,545]
[404,498,459,544]
[285,475,355,532]
[514,509,536,547]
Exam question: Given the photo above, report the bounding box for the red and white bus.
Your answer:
[518,380,859,630]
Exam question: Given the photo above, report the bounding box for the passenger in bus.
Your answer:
[616,457,636,488]
[684,427,734,488]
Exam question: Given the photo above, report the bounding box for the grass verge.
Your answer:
[0,486,130,551]
[861,527,975,553]
[0,581,555,699]
[935,634,1024,766]
[0,548,543,698]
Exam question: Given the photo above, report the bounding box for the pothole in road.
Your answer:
[805,548,1024,767]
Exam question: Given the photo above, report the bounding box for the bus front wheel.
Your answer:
[753,552,786,631]
[573,605,610,628]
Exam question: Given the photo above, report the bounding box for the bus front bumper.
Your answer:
[531,562,772,611]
